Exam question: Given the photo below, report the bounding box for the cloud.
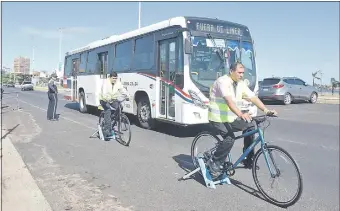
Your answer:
[21,26,96,39]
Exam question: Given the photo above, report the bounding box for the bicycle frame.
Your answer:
[228,127,277,176]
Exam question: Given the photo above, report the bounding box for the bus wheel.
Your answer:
[79,92,87,113]
[137,97,154,129]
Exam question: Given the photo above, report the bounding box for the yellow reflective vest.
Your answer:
[208,75,253,123]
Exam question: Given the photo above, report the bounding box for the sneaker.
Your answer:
[206,159,223,179]
[106,131,116,138]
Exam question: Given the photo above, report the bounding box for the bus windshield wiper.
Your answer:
[207,33,224,63]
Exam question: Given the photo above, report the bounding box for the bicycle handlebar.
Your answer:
[251,112,278,125]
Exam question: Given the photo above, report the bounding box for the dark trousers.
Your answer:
[100,100,119,137]
[47,92,58,120]
[210,119,256,162]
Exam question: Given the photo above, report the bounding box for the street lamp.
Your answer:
[58,27,65,79]
[138,2,141,29]
[30,35,35,76]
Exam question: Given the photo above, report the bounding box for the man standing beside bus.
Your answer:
[207,61,277,179]
[47,76,58,121]
[99,72,128,141]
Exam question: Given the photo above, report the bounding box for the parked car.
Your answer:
[6,82,15,87]
[21,81,34,91]
[258,77,318,105]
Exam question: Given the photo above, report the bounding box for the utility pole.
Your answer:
[32,45,35,75]
[320,70,323,95]
[31,35,35,76]
[138,2,141,29]
[59,28,64,66]
[58,27,65,81]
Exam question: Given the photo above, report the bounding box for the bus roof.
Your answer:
[66,16,187,56]
[66,16,249,56]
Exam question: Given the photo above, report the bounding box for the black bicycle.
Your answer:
[99,95,131,146]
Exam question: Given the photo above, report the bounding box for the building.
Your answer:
[13,57,30,75]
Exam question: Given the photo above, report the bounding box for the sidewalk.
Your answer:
[318,94,340,104]
[1,136,53,211]
[34,86,68,94]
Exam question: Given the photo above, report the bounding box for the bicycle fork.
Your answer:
[260,132,280,178]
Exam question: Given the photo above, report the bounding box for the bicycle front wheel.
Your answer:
[252,145,303,208]
[114,113,131,146]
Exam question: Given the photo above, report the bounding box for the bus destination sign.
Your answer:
[195,22,242,36]
[187,20,249,37]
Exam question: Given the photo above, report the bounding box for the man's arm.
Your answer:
[242,84,269,113]
[117,81,129,98]
[224,96,244,117]
[48,80,57,93]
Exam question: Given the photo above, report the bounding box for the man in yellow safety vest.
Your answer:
[99,72,129,140]
[207,61,277,179]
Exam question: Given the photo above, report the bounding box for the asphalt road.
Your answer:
[2,87,339,211]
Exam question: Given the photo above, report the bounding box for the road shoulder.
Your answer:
[1,136,53,211]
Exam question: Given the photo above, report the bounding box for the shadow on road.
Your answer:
[229,178,288,208]
[64,102,102,116]
[64,102,211,137]
[172,154,206,187]
[64,102,80,111]
[152,122,212,138]
[263,100,311,105]
[1,124,20,139]
[173,154,288,208]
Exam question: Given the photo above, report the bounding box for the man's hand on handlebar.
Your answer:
[240,112,252,122]
[264,109,278,116]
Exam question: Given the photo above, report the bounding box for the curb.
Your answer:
[34,86,67,94]
[1,136,53,211]
[317,99,340,104]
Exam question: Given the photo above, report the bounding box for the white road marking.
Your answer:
[18,99,96,130]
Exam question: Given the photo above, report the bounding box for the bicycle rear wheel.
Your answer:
[113,113,131,146]
[252,145,303,207]
[191,131,221,172]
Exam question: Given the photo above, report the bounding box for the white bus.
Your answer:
[63,16,259,129]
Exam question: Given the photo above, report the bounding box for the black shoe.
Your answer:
[242,158,253,169]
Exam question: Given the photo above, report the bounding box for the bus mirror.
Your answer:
[185,38,193,54]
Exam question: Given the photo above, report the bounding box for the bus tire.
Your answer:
[79,91,88,113]
[137,97,154,129]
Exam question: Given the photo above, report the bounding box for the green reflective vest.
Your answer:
[208,76,246,123]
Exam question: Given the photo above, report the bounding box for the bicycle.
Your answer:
[98,95,131,146]
[180,90,303,208]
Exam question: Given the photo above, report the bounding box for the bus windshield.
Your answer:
[189,36,257,91]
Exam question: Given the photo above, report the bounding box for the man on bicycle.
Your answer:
[207,61,277,179]
[99,72,129,140]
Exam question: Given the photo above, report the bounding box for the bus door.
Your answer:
[72,58,79,101]
[98,52,108,79]
[158,38,178,120]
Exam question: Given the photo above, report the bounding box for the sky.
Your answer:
[2,1,339,85]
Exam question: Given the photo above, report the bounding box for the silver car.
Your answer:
[21,81,34,91]
[258,77,318,105]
